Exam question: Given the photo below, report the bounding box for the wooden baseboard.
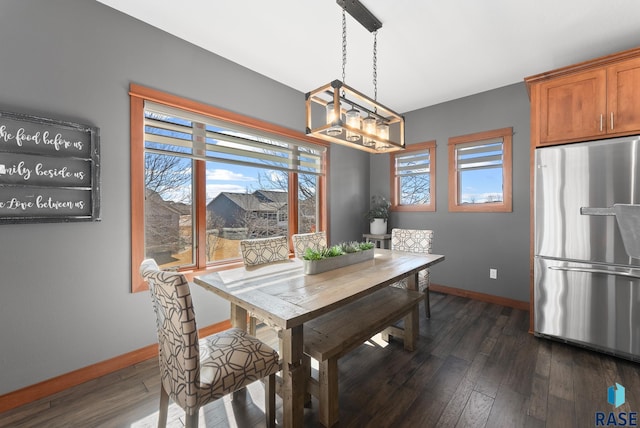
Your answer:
[0,319,231,414]
[430,283,529,311]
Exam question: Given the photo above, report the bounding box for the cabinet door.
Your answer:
[607,57,640,134]
[538,69,607,144]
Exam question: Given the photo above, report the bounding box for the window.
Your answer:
[390,141,436,212]
[448,127,512,212]
[130,84,327,292]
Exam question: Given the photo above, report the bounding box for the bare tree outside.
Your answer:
[224,191,282,238]
[144,152,193,265]
[255,170,319,234]
[400,174,431,205]
[206,211,226,260]
[485,193,503,203]
[144,153,192,203]
[298,173,318,233]
[395,145,434,208]
[256,171,287,193]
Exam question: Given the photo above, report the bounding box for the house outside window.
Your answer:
[390,141,436,212]
[130,85,327,292]
[448,127,512,213]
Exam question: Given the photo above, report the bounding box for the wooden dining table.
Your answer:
[194,248,445,428]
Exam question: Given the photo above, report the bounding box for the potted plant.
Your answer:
[302,241,375,275]
[365,195,391,235]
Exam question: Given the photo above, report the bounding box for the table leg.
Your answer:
[407,272,418,291]
[405,272,419,349]
[281,325,304,428]
[230,303,247,330]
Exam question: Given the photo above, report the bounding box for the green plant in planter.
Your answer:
[340,241,360,253]
[303,241,374,260]
[303,247,325,260]
[325,245,344,257]
[358,241,375,250]
[340,241,374,253]
[365,195,391,223]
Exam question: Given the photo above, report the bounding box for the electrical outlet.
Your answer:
[489,268,497,279]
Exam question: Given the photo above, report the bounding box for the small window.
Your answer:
[448,127,512,212]
[390,141,436,212]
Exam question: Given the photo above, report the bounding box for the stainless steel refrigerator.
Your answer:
[534,135,640,361]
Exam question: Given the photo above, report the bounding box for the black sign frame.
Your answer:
[0,110,100,224]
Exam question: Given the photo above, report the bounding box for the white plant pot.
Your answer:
[370,218,387,235]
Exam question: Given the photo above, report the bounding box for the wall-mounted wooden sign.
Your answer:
[0,110,100,223]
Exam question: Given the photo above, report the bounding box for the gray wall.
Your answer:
[370,83,531,303]
[0,0,530,396]
[328,144,370,244]
[0,0,369,395]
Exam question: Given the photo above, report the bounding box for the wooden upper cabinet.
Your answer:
[538,69,607,144]
[607,56,640,135]
[526,47,640,147]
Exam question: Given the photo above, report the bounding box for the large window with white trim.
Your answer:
[130,85,327,291]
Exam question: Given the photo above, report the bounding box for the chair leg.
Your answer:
[184,409,199,428]
[425,288,431,319]
[158,383,169,428]
[265,373,276,428]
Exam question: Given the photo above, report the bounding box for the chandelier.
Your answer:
[305,0,405,153]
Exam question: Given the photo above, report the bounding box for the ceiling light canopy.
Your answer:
[305,0,405,153]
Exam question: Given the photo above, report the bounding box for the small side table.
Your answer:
[363,233,392,249]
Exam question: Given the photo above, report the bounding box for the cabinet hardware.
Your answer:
[600,114,603,132]
[611,112,614,130]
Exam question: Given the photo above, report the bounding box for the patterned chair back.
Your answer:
[291,232,327,259]
[391,228,433,254]
[240,236,289,266]
[140,259,200,411]
[391,228,434,292]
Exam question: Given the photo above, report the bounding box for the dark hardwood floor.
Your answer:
[1,292,639,427]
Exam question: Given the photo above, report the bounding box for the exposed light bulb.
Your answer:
[326,102,342,136]
[376,121,389,141]
[362,115,376,146]
[345,108,362,141]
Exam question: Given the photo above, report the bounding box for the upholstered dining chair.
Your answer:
[240,235,289,266]
[390,228,434,319]
[291,231,327,259]
[140,259,280,428]
[239,235,290,336]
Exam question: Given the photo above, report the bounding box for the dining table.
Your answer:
[194,248,445,428]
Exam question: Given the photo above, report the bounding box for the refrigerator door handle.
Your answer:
[580,204,640,258]
[580,207,615,216]
[549,265,640,279]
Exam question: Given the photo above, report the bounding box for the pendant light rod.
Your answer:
[336,0,382,33]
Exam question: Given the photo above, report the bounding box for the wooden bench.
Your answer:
[303,286,424,427]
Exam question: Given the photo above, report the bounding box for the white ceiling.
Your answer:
[97,0,640,113]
